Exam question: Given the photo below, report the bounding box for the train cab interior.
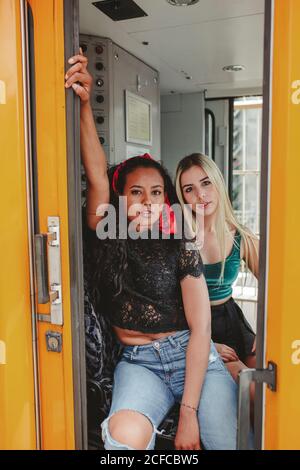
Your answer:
[76,0,266,449]
[3,0,300,452]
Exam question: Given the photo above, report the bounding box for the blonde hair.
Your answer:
[175,153,258,280]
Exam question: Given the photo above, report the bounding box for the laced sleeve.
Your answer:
[178,239,204,281]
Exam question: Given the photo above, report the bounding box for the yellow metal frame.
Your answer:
[27,0,75,449]
[265,0,300,450]
[0,0,36,450]
[1,0,300,451]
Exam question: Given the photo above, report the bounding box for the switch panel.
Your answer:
[80,35,110,163]
[79,34,160,206]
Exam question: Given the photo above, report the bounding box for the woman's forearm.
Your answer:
[80,101,108,186]
[65,53,110,229]
[80,102,110,229]
[180,331,210,417]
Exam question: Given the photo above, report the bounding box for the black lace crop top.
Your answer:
[95,234,204,334]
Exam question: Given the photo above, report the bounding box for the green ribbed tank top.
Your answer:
[203,231,241,301]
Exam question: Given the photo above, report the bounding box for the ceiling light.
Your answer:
[167,0,200,6]
[223,65,245,72]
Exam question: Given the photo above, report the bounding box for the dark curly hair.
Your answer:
[107,155,178,207]
[83,156,180,303]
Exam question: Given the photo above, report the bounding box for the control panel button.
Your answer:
[96,78,104,87]
[96,95,104,104]
[97,116,105,125]
[95,62,104,71]
[95,45,104,55]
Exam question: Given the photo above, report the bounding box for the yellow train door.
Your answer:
[26,0,86,449]
[238,0,300,450]
[264,0,300,450]
[1,0,86,450]
[2,0,300,451]
[0,0,37,450]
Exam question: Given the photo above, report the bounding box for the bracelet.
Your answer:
[180,402,198,413]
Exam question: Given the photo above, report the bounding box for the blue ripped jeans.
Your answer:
[101,329,238,450]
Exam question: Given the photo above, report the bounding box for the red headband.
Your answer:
[112,153,153,193]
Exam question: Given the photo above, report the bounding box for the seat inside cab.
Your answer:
[78,0,265,449]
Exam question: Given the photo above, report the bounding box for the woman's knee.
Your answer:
[108,410,154,450]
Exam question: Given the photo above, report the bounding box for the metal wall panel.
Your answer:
[80,34,160,164]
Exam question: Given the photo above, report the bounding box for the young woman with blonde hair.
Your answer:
[176,153,259,383]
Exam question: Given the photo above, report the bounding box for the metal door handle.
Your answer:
[34,216,63,325]
[34,233,49,304]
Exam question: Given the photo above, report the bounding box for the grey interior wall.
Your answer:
[112,43,161,163]
[161,93,205,182]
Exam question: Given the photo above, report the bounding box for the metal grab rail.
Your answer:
[237,362,277,450]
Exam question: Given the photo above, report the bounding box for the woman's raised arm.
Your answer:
[65,51,110,230]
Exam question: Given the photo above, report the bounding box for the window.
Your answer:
[232,96,262,235]
[231,96,262,330]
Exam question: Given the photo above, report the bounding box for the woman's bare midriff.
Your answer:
[210,293,232,307]
[113,325,180,346]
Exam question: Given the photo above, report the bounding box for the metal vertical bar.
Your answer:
[228,98,234,201]
[255,0,274,450]
[237,369,255,450]
[63,0,88,450]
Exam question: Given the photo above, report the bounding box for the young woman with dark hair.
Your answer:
[65,52,239,451]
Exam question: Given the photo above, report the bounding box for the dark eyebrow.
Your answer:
[129,184,164,189]
[182,176,209,189]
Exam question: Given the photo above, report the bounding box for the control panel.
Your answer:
[79,34,160,205]
[80,36,111,157]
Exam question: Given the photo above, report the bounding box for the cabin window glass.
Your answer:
[231,96,262,329]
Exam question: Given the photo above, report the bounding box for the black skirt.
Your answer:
[211,297,256,363]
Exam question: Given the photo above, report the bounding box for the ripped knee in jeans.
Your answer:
[101,408,165,450]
